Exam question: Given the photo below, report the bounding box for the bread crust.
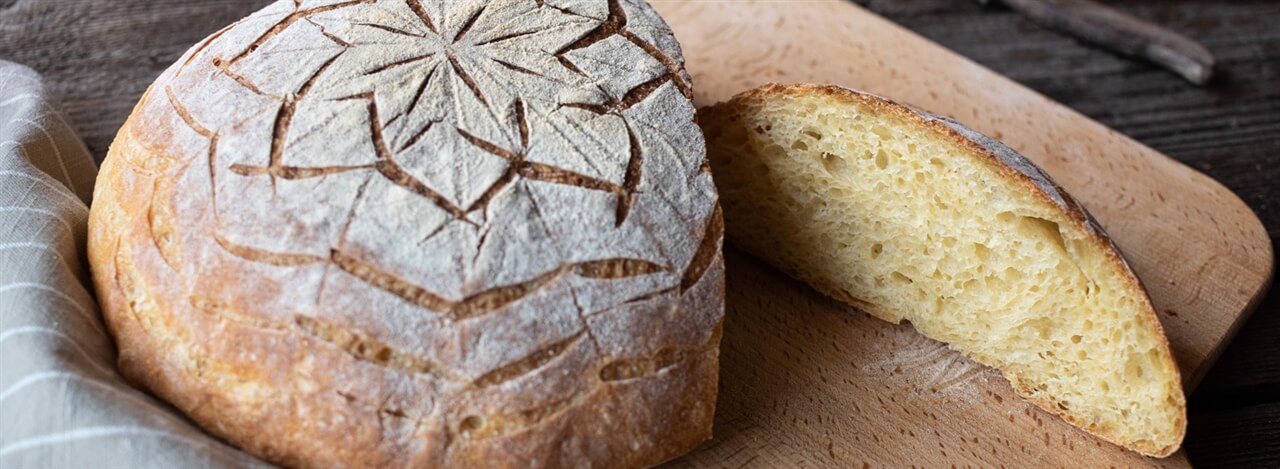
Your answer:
[88,1,723,467]
[701,83,1185,457]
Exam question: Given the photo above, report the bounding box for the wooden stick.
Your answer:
[980,0,1215,85]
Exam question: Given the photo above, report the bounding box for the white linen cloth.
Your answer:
[0,60,268,468]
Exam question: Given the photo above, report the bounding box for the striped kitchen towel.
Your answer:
[0,60,268,468]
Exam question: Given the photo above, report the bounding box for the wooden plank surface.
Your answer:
[646,0,1270,466]
[1,0,1277,466]
[651,0,1271,386]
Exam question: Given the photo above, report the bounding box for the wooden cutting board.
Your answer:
[648,1,1275,467]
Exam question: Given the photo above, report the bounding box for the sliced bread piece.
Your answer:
[699,83,1185,456]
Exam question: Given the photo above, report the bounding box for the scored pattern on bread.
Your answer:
[87,1,723,467]
[700,83,1185,457]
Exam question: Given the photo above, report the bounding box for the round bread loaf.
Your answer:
[87,1,724,467]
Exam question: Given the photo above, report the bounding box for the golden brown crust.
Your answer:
[700,83,1185,457]
[92,103,725,469]
[88,2,724,467]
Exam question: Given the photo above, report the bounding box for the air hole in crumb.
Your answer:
[792,140,808,151]
[1071,335,1082,344]
[803,129,823,140]
[820,152,847,174]
[974,243,992,261]
[871,125,892,139]
[890,271,912,284]
[870,243,883,259]
[460,416,485,436]
[874,150,889,169]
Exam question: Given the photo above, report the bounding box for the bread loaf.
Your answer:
[700,83,1185,456]
[87,1,723,467]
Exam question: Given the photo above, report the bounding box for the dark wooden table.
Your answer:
[1,0,1275,466]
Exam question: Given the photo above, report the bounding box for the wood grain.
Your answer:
[0,0,270,161]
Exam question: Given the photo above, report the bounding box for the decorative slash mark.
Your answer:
[474,332,585,387]
[680,204,723,293]
[574,258,666,279]
[561,75,668,117]
[447,52,488,107]
[559,76,670,226]
[307,17,354,48]
[356,22,424,38]
[463,100,534,215]
[599,348,686,381]
[215,234,326,266]
[295,314,462,381]
[229,163,374,180]
[614,123,643,226]
[165,87,214,138]
[191,296,290,332]
[212,58,270,96]
[387,63,440,129]
[492,59,542,77]
[181,22,236,70]
[452,5,486,43]
[458,128,518,161]
[332,249,454,311]
[551,0,691,99]
[327,249,664,321]
[335,92,471,221]
[552,0,626,75]
[191,293,466,382]
[599,324,721,382]
[449,267,565,320]
[518,162,623,194]
[223,50,348,187]
[398,120,438,153]
[405,0,438,35]
[456,390,582,440]
[364,53,436,76]
[224,0,375,67]
[459,103,651,221]
[476,30,539,47]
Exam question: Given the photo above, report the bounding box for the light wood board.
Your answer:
[648,1,1275,467]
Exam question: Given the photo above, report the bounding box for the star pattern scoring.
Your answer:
[121,0,724,458]
[215,0,691,226]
